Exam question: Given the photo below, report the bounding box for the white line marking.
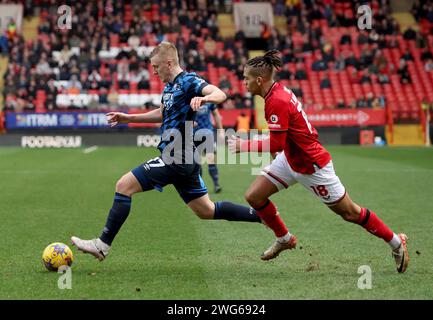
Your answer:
[83,146,98,154]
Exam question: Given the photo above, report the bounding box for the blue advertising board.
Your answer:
[5,112,127,129]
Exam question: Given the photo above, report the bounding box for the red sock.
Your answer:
[253,200,288,237]
[357,208,394,242]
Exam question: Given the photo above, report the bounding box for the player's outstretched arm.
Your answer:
[228,131,287,153]
[106,107,163,127]
[190,84,227,111]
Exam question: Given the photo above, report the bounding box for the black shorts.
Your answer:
[131,157,208,204]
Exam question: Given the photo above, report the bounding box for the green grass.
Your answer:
[1,146,432,299]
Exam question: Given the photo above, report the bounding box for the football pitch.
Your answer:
[1,145,432,300]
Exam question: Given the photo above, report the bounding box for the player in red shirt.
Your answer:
[229,50,409,273]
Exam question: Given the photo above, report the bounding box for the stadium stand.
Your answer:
[1,0,433,130]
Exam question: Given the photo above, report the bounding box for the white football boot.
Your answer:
[261,235,297,261]
[392,233,409,273]
[71,236,110,261]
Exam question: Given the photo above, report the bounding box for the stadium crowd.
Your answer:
[1,0,433,121]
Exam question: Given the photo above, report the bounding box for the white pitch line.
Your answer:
[83,146,98,154]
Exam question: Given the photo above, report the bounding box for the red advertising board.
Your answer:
[127,108,385,128]
[305,108,386,127]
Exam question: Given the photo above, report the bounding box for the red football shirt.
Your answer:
[264,82,331,174]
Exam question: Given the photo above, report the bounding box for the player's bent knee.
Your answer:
[195,209,213,219]
[115,178,125,193]
[115,174,139,197]
[244,191,262,208]
[192,206,214,219]
[337,209,359,223]
[188,197,215,219]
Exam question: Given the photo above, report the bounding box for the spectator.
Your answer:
[334,53,346,71]
[377,34,388,49]
[59,65,71,81]
[425,59,433,72]
[328,12,340,28]
[366,92,374,108]
[203,35,217,59]
[232,90,245,109]
[301,34,314,53]
[67,74,82,93]
[137,76,150,90]
[340,31,352,45]
[87,49,101,72]
[99,72,113,89]
[322,42,335,63]
[117,70,130,89]
[0,33,8,55]
[372,50,388,74]
[378,73,390,84]
[6,19,17,40]
[260,21,271,41]
[98,87,109,108]
[186,33,198,51]
[117,56,129,75]
[401,49,414,62]
[320,72,331,89]
[360,48,374,69]
[372,96,384,109]
[345,53,360,70]
[356,98,368,108]
[421,49,433,61]
[129,69,143,84]
[127,29,140,50]
[107,89,118,107]
[360,69,372,84]
[81,70,91,90]
[294,63,307,80]
[185,55,197,72]
[290,83,303,99]
[129,54,139,72]
[357,31,369,45]
[279,64,292,80]
[119,27,130,44]
[349,69,360,84]
[88,69,102,83]
[36,54,52,75]
[336,99,346,109]
[45,79,57,109]
[59,44,73,66]
[218,74,232,90]
[397,59,411,83]
[235,63,244,80]
[312,53,328,71]
[3,78,17,97]
[403,26,417,40]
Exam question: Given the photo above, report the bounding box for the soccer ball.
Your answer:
[42,242,74,271]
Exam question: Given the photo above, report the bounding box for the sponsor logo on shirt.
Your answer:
[270,114,279,123]
[268,123,282,129]
[163,93,174,110]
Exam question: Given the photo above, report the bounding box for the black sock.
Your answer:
[100,192,132,245]
[208,164,219,186]
[214,201,261,223]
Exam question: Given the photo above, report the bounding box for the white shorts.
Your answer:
[261,152,346,206]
